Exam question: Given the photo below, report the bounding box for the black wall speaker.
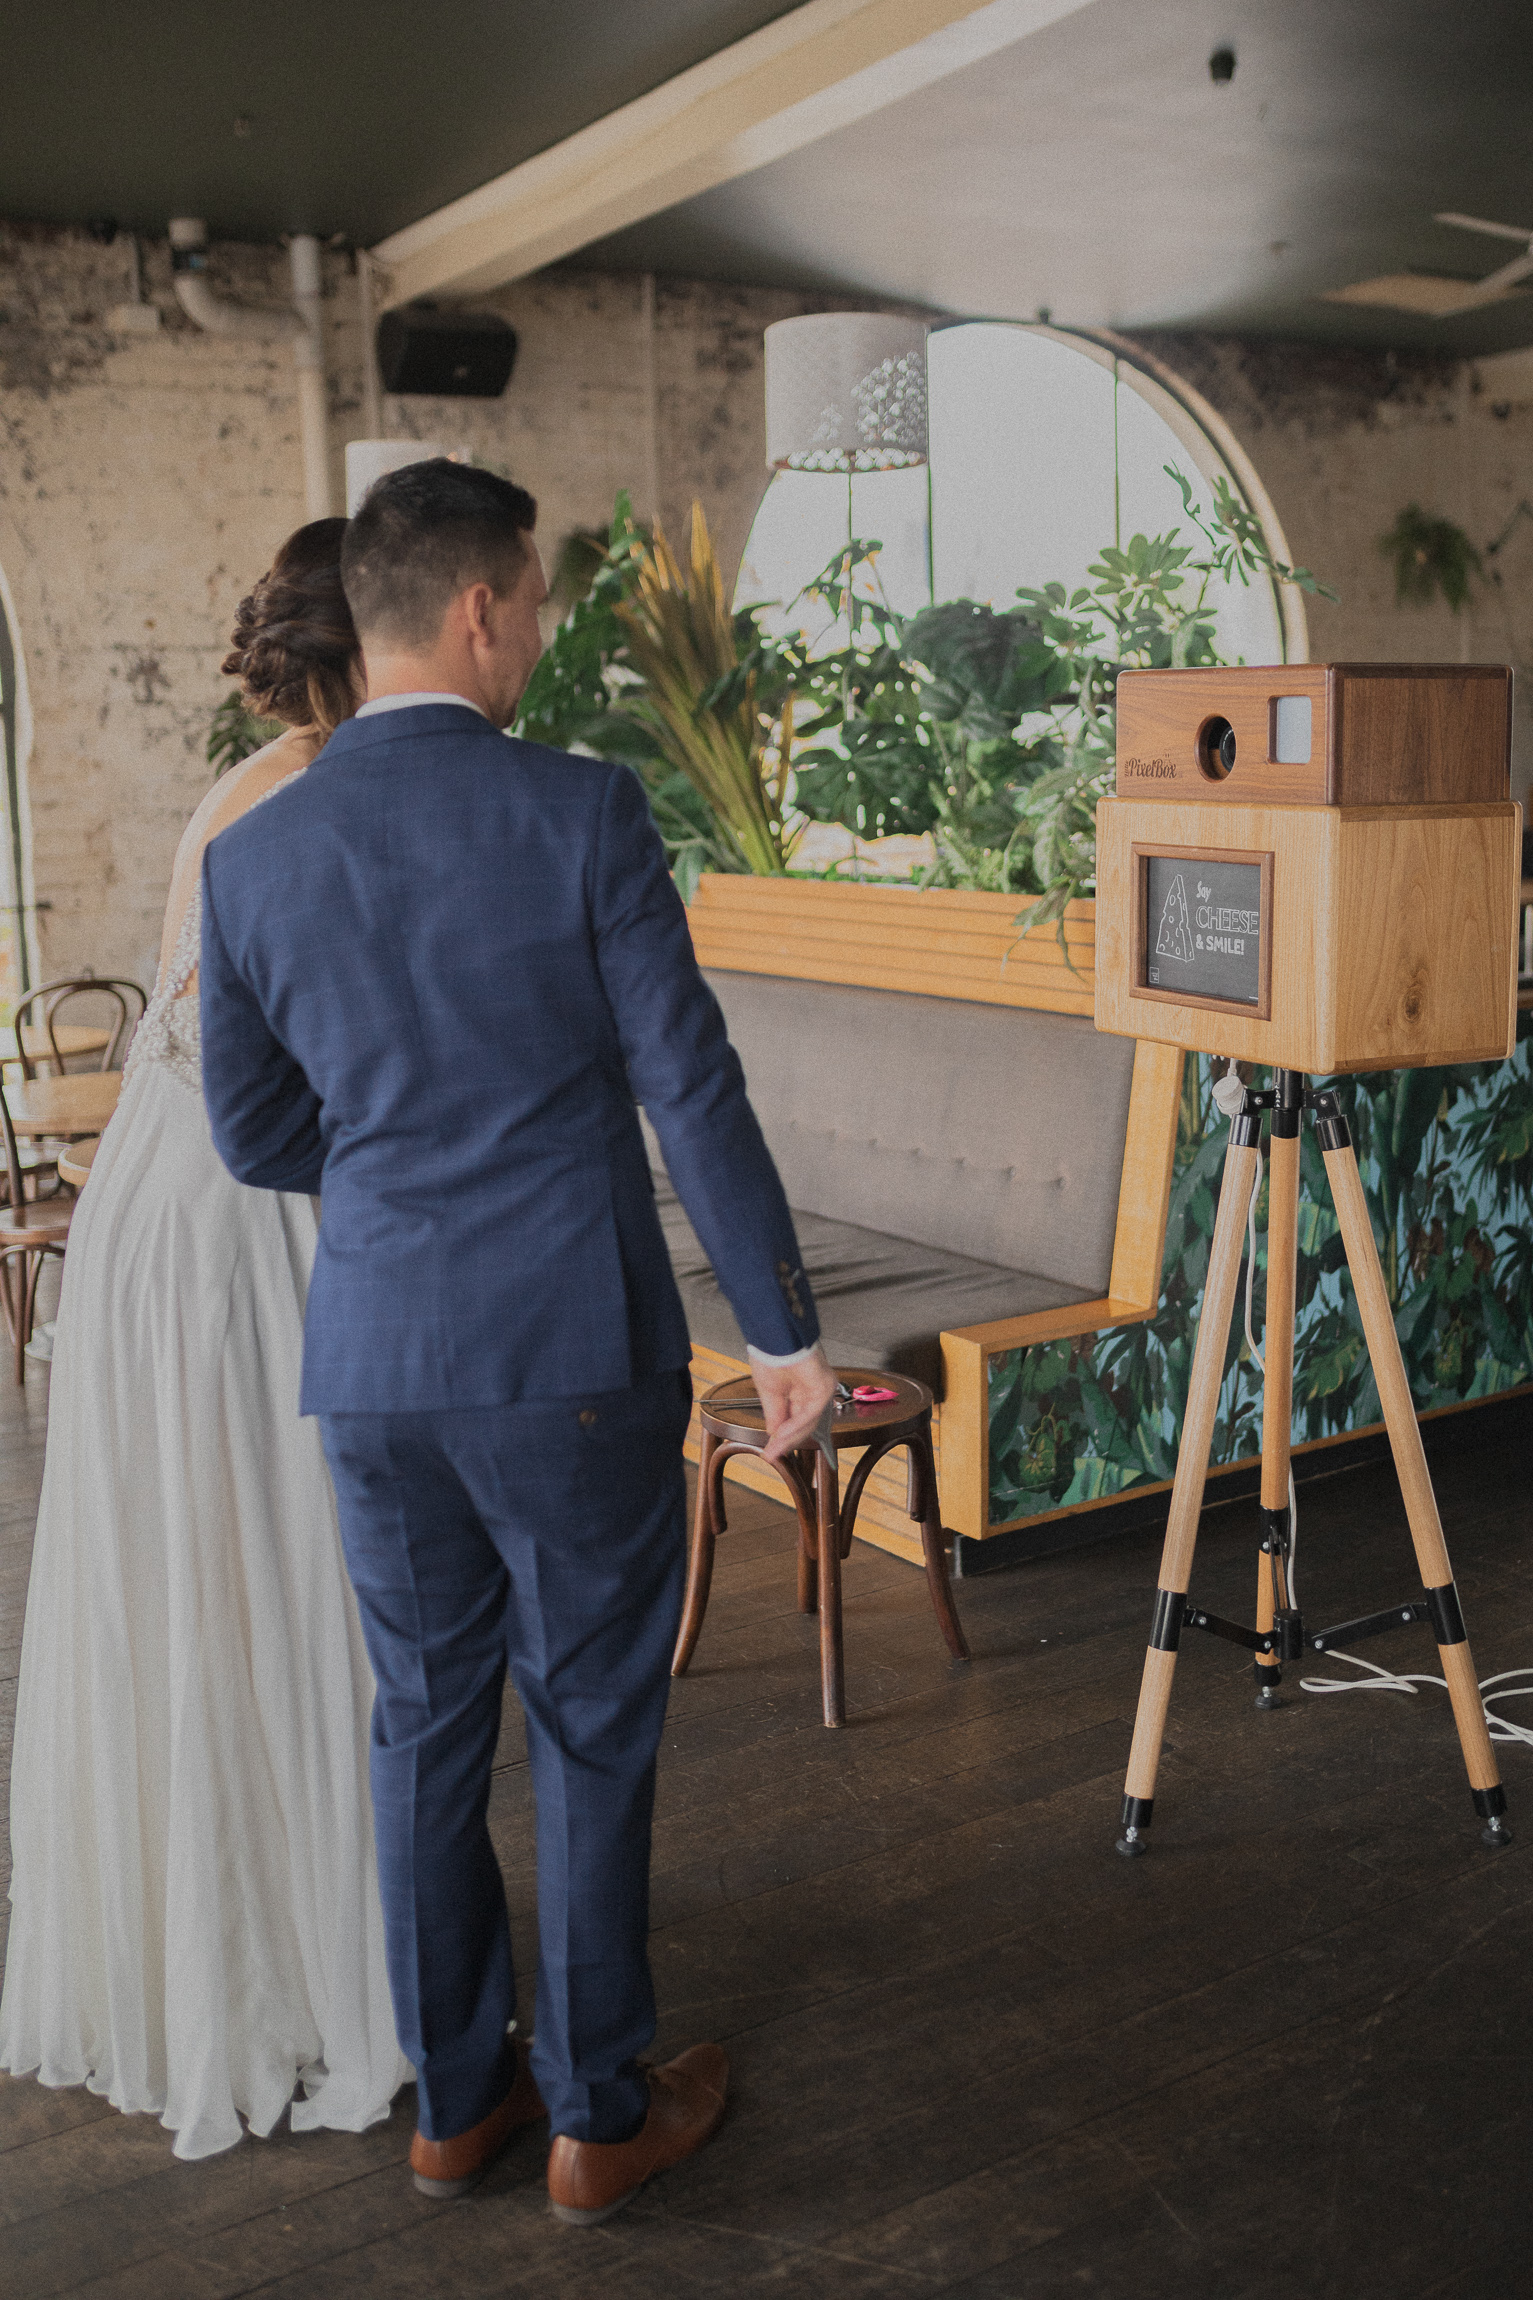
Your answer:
[376,305,518,398]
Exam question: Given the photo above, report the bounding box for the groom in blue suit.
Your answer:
[200,461,833,2222]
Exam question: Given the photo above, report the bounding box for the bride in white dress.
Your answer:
[0,519,410,2158]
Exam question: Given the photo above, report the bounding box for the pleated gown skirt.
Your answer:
[0,1058,410,2157]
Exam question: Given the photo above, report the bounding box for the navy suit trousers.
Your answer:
[319,1369,691,2143]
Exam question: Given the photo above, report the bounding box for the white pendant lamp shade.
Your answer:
[764,313,929,472]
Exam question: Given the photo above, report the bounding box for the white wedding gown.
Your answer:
[0,845,411,2158]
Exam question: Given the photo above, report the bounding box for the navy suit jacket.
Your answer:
[199,704,818,1415]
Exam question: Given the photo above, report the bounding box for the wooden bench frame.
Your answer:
[681,874,1183,1565]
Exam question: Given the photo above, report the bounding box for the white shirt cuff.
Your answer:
[746,1341,819,1369]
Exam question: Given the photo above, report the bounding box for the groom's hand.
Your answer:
[755,1343,837,1461]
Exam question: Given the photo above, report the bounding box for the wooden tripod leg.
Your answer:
[1118,1129,1262,1856]
[1323,1133,1510,1846]
[815,1445,845,1728]
[1255,1113,1300,1707]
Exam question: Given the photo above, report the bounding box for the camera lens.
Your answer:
[1197,716,1237,779]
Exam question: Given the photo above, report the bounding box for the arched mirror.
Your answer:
[737,321,1306,668]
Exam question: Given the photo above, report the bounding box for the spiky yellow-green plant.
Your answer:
[614,502,797,876]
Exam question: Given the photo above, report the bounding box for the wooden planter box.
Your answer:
[680,874,1183,1566]
[686,873,1098,1018]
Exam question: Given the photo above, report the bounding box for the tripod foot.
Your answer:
[1254,1675,1283,1710]
[1115,1795,1153,1857]
[1473,1786,1512,1848]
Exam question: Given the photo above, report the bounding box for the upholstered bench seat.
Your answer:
[660,883,1184,1565]
[656,1181,1094,1392]
[647,972,1137,1396]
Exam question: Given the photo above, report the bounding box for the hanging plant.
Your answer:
[1378,504,1482,611]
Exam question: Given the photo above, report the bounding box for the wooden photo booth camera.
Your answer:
[1095,664,1523,1856]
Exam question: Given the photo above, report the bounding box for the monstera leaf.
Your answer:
[986,1038,1533,1526]
[900,599,1067,736]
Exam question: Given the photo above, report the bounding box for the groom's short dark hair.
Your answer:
[342,459,538,647]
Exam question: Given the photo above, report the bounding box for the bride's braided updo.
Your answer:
[222,516,359,739]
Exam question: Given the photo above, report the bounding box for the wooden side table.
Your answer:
[672,1366,969,1727]
[5,1072,121,1140]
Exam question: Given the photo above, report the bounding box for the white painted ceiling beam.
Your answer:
[370,0,1098,307]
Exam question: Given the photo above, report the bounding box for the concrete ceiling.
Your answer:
[7,0,1533,355]
[0,0,799,244]
[574,0,1533,356]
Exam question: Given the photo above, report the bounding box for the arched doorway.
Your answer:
[0,563,38,1008]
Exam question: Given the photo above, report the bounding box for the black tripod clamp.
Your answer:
[1201,1072,1347,1689]
[1228,1070,1351,1152]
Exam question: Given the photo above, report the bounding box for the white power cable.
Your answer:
[1300,1650,1533,1745]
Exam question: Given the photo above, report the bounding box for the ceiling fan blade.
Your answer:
[1324,272,1495,316]
[1437,249,1533,313]
[1434,211,1533,243]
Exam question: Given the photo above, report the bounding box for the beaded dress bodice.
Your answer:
[123,886,206,1096]
[124,763,308,1099]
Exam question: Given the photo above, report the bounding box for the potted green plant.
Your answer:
[516,494,802,894]
[520,467,1331,930]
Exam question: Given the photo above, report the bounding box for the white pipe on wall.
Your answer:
[288,235,332,521]
[170,217,300,339]
[355,249,385,441]
[639,271,660,525]
[168,219,333,521]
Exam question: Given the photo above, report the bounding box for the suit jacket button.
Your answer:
[579,1408,598,1426]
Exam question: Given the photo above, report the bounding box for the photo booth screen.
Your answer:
[1140,851,1267,1009]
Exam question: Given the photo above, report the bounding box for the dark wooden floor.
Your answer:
[4,1356,1533,2298]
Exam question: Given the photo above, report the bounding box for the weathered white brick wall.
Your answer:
[1,225,1528,992]
[1,232,334,989]
[1133,331,1533,805]
[0,229,875,987]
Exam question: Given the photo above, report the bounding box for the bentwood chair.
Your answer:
[0,1075,72,1383]
[12,974,146,1078]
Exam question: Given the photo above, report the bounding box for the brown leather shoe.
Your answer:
[410,2043,546,2198]
[546,2044,728,2226]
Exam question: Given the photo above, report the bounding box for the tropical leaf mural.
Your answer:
[987,1026,1533,1524]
